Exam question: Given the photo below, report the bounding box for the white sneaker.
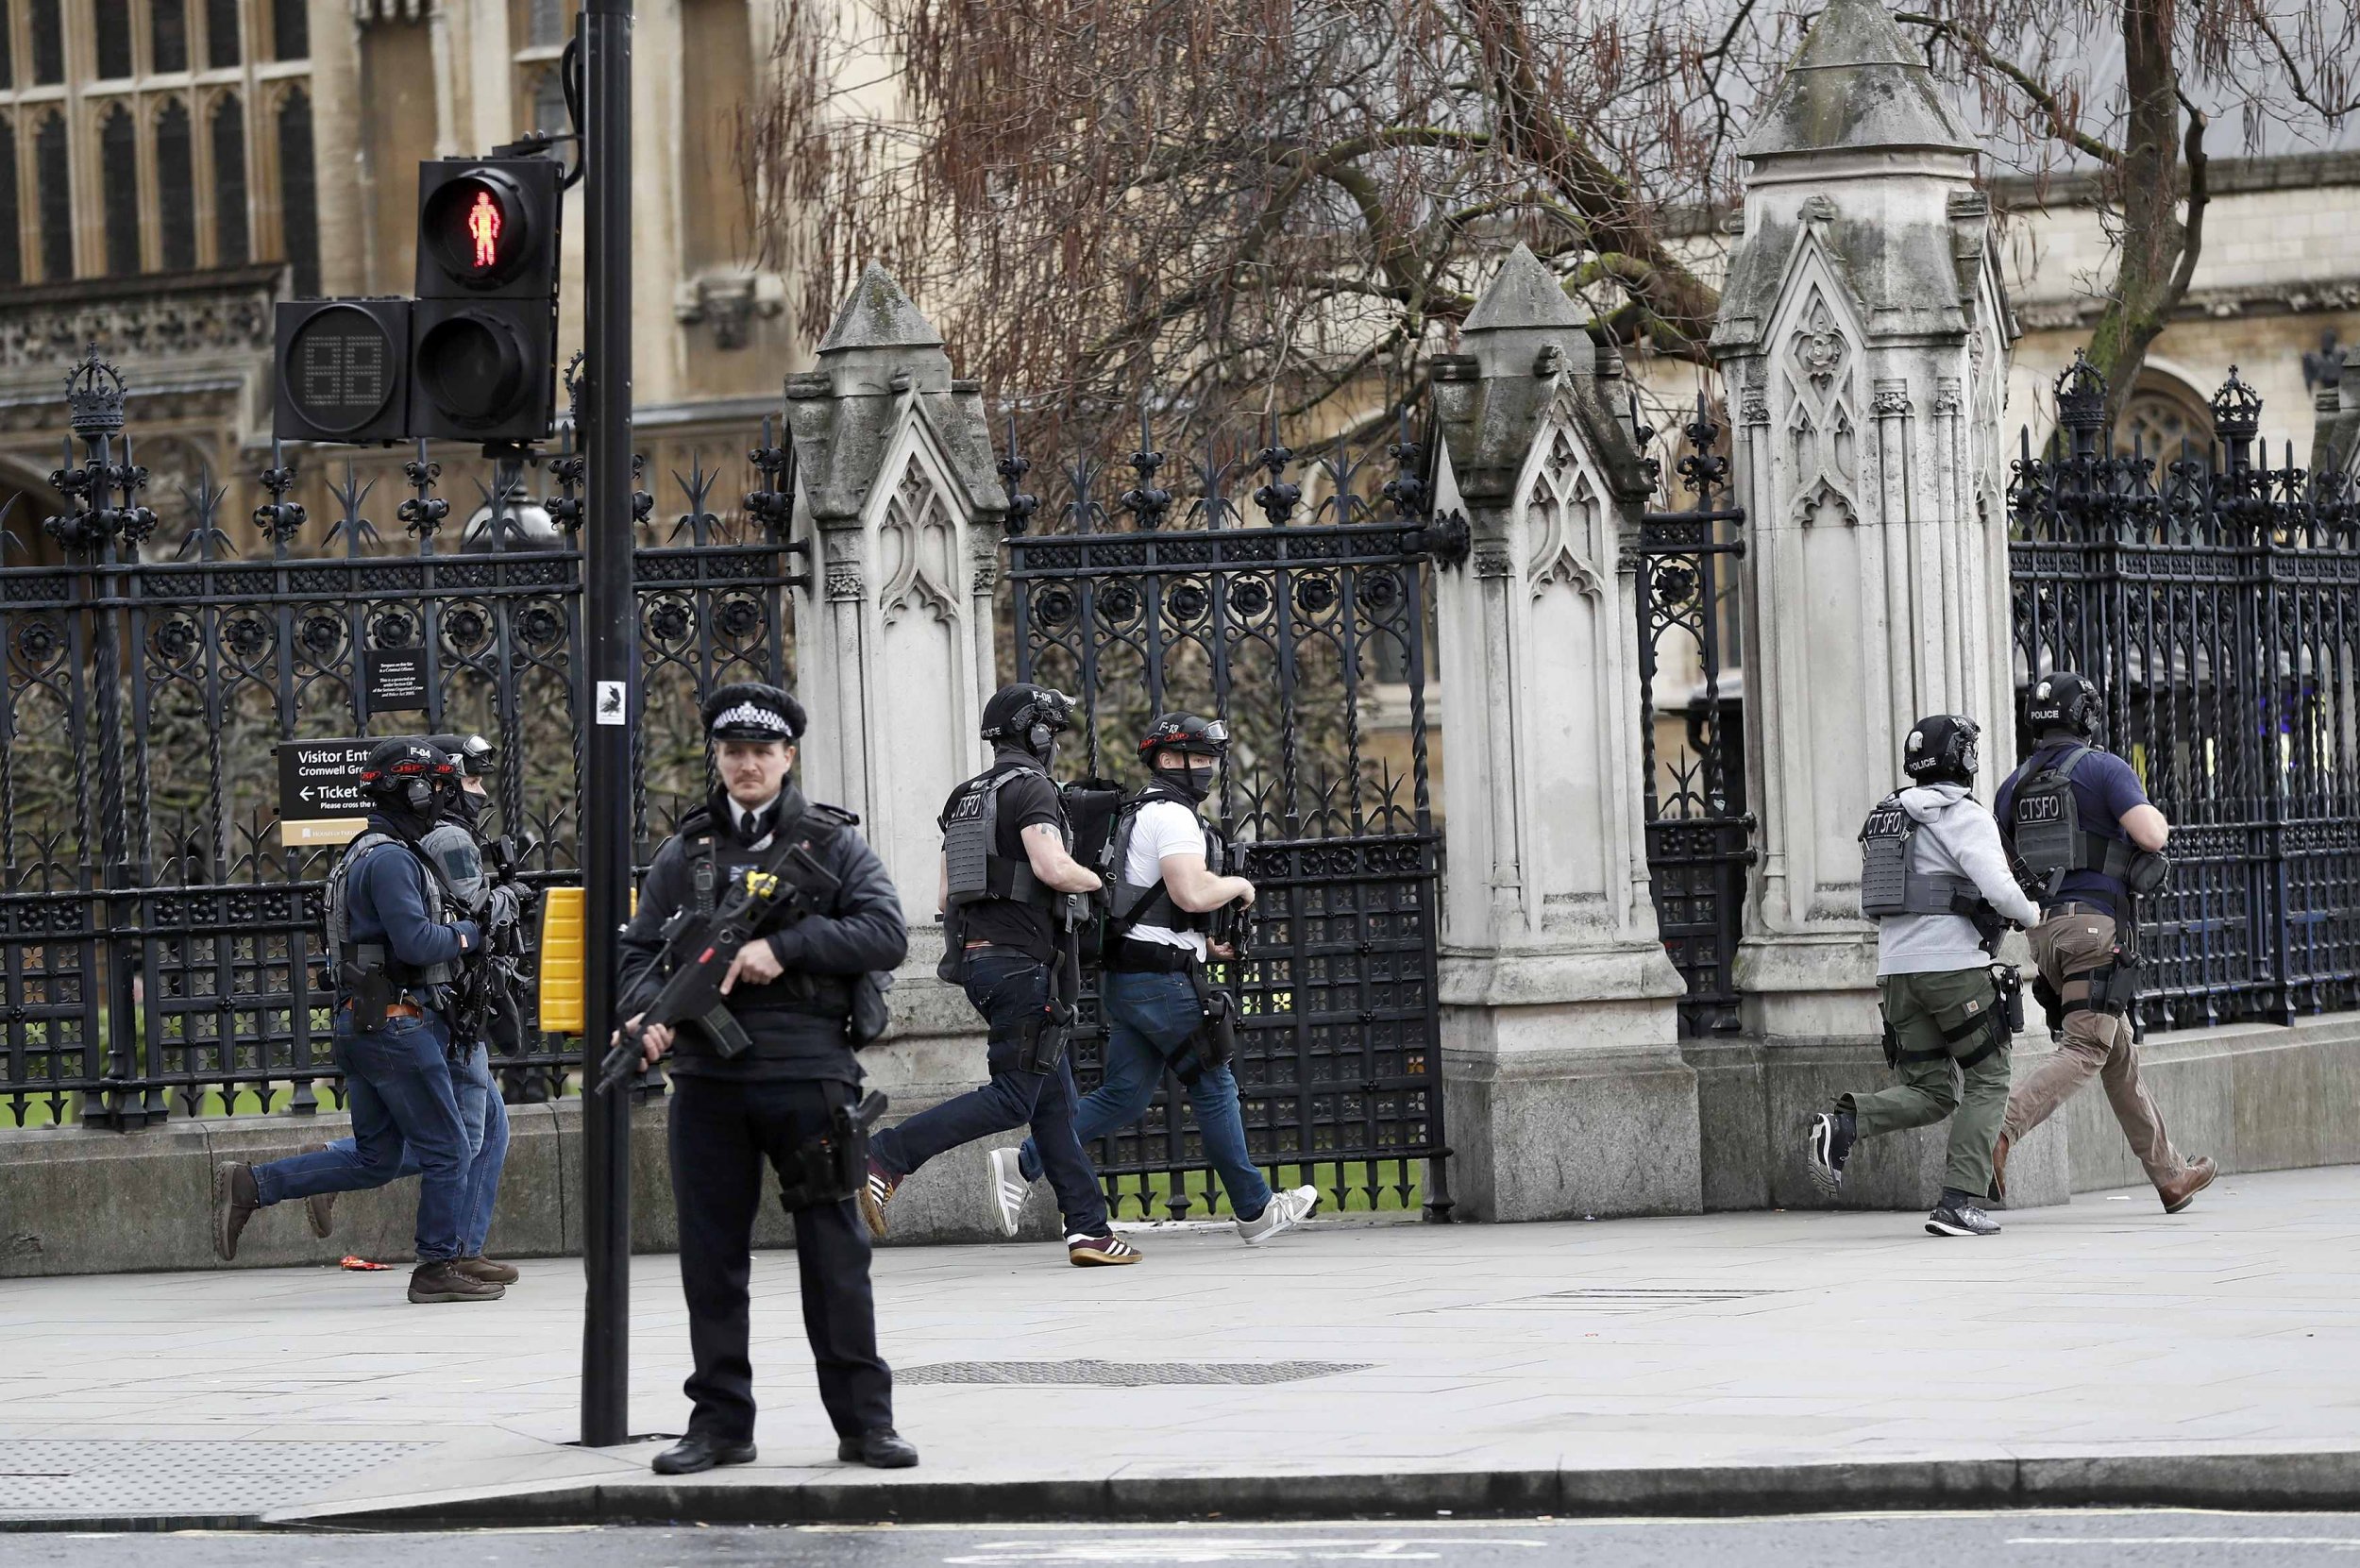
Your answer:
[986,1147,1030,1238]
[1237,1185,1319,1245]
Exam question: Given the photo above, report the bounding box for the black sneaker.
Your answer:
[1805,1110,1856,1193]
[408,1259,507,1303]
[1926,1190,2002,1238]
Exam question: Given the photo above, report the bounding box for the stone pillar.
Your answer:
[1706,0,2028,1206]
[2312,346,2360,481]
[781,263,1021,1239]
[1428,244,1701,1221]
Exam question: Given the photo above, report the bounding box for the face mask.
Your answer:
[1172,762,1217,801]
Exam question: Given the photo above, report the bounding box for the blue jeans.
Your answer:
[1020,969,1273,1221]
[870,950,1111,1236]
[251,1014,472,1262]
[293,1042,508,1256]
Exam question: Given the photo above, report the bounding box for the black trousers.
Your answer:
[666,1071,894,1443]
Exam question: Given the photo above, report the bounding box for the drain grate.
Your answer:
[900,1359,1373,1387]
[1425,1288,1780,1314]
[0,1439,432,1519]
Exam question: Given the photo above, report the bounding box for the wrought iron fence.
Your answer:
[2,347,804,1127]
[2010,353,2360,1030]
[1634,397,1752,1037]
[1002,413,1465,1220]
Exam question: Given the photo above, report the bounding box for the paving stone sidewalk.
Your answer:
[3,1166,2356,1528]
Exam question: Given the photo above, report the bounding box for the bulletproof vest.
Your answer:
[325,831,464,991]
[2009,745,2139,899]
[943,762,1059,910]
[417,820,489,917]
[1857,793,1989,921]
[1104,780,1216,936]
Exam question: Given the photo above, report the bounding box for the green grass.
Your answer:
[1098,1158,1429,1222]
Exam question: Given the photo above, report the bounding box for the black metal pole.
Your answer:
[579,0,633,1449]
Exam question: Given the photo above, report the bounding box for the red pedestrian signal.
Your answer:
[412,156,563,442]
[468,191,502,270]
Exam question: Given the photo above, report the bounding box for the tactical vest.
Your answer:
[679,800,866,1024]
[1858,793,1990,921]
[943,761,1064,912]
[417,820,489,917]
[325,831,464,994]
[1101,781,1218,936]
[2008,745,2141,900]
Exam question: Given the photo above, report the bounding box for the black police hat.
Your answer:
[702,682,805,742]
[980,683,1074,745]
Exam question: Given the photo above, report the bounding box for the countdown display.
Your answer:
[273,299,411,443]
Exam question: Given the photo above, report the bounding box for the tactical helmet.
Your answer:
[2027,671,2102,741]
[1902,714,1980,786]
[702,682,805,742]
[1138,712,1231,763]
[359,737,458,816]
[427,733,498,777]
[981,683,1075,754]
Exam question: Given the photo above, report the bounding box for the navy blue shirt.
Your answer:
[346,818,480,1004]
[1995,741,2150,915]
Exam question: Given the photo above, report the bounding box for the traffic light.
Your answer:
[273,298,412,443]
[410,157,563,443]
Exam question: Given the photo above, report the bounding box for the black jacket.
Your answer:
[618,784,907,1083]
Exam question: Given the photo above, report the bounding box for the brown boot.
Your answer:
[212,1162,259,1261]
[2159,1156,2217,1215]
[302,1144,336,1239]
[455,1255,519,1285]
[408,1258,506,1303]
[1988,1133,2012,1204]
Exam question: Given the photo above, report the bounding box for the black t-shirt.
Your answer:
[941,755,1064,962]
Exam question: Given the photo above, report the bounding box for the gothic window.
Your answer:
[33,109,67,278]
[2116,374,2214,469]
[527,0,564,47]
[95,0,131,76]
[268,0,300,60]
[204,0,235,67]
[151,0,185,71]
[211,91,246,262]
[0,121,18,285]
[100,103,139,272]
[30,0,61,83]
[156,97,194,269]
[276,86,315,294]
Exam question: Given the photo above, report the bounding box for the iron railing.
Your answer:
[2010,353,2360,1030]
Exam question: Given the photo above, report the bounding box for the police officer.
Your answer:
[616,682,918,1475]
[1010,713,1318,1244]
[303,734,524,1284]
[1805,716,2039,1237]
[861,683,1139,1267]
[1988,672,2217,1213]
[210,739,497,1303]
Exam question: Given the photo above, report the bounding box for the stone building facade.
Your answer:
[0,0,794,549]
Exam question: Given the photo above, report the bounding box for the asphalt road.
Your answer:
[13,1513,2360,1565]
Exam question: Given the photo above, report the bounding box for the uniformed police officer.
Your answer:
[616,682,918,1475]
[1806,715,2039,1237]
[211,738,497,1302]
[860,683,1139,1266]
[1988,672,2216,1213]
[303,733,525,1283]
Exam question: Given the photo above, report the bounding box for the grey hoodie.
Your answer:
[1874,784,2043,976]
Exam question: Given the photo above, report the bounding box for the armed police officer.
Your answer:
[615,682,917,1475]
[210,739,499,1302]
[1806,716,2039,1237]
[1010,712,1318,1244]
[1988,672,2216,1214]
[303,733,528,1284]
[860,683,1139,1267]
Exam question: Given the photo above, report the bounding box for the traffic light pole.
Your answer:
[578,0,634,1449]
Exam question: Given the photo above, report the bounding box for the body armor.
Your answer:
[1858,794,1991,921]
[2009,746,2145,900]
[942,762,1061,911]
[1102,778,1219,937]
[417,820,490,916]
[325,832,464,1003]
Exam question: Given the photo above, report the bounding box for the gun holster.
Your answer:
[2031,972,2064,1034]
[777,1090,888,1211]
[1186,963,1239,1079]
[2080,958,2137,1020]
[1997,965,2027,1035]
[345,956,396,1033]
[1015,1000,1074,1073]
[1879,1019,1899,1071]
[936,904,970,986]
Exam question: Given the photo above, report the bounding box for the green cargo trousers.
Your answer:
[1845,968,2013,1197]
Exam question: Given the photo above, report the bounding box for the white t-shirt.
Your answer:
[1124,799,1208,958]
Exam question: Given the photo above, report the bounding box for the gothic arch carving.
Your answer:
[1776,267,1863,526]
[878,455,959,625]
[1521,424,1607,599]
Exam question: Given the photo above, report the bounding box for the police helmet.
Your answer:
[426,733,498,778]
[359,737,459,816]
[1902,714,1980,786]
[1139,712,1232,763]
[2027,671,2102,740]
[702,682,805,742]
[981,683,1075,754]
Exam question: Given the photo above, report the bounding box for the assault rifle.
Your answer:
[596,839,842,1096]
[1207,835,1257,964]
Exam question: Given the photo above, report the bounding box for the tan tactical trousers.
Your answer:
[2003,906,2188,1189]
